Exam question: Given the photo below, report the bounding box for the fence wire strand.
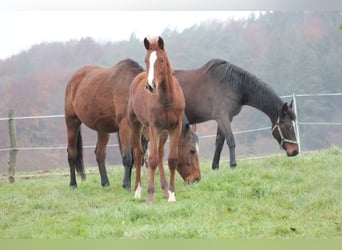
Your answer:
[1,92,342,153]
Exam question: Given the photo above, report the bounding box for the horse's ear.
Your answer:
[182,115,190,135]
[144,37,150,50]
[281,102,289,115]
[289,99,294,109]
[157,37,164,50]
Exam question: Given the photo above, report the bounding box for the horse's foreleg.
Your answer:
[133,145,143,199]
[147,127,159,204]
[212,127,225,170]
[158,132,169,198]
[167,126,181,203]
[95,132,110,187]
[130,125,143,199]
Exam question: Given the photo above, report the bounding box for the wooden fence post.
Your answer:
[8,110,18,183]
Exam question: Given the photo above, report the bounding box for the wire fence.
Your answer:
[1,92,342,178]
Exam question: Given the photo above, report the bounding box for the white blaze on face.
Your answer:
[147,51,157,86]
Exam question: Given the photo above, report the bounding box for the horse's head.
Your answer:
[272,100,299,157]
[177,118,201,184]
[143,36,170,94]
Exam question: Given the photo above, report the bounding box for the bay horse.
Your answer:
[64,58,200,190]
[128,37,185,204]
[174,58,299,170]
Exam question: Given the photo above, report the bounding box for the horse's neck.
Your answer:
[242,81,283,124]
[159,71,177,103]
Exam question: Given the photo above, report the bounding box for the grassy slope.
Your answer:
[1,148,341,239]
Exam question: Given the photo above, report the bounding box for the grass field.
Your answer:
[1,148,341,239]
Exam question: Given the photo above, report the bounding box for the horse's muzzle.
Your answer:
[287,149,299,157]
[146,82,157,93]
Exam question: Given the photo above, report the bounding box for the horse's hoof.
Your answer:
[168,191,176,202]
[162,187,169,198]
[102,182,110,187]
[122,184,131,192]
[134,184,142,198]
[230,163,237,170]
[146,199,154,205]
[122,182,132,192]
[212,165,219,170]
[70,184,77,189]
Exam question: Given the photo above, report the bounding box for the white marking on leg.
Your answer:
[196,142,199,154]
[168,190,176,202]
[134,183,142,199]
[147,51,157,87]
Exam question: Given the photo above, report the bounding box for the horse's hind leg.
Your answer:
[95,132,110,187]
[212,127,225,170]
[167,125,182,203]
[141,134,149,174]
[217,119,237,169]
[66,116,84,188]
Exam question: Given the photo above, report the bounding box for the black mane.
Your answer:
[203,58,296,120]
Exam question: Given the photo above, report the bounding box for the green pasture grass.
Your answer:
[1,148,341,239]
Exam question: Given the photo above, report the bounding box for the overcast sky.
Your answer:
[0,11,260,60]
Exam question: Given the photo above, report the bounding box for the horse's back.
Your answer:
[66,65,106,102]
[65,59,143,132]
[174,64,242,123]
[67,58,142,100]
[65,65,97,117]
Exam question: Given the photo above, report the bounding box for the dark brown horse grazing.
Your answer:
[64,58,200,190]
[140,123,200,184]
[174,58,299,170]
[128,37,186,204]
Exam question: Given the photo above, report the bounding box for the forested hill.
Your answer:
[1,12,341,116]
[1,11,341,171]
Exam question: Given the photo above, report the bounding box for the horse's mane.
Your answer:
[203,59,296,119]
[204,59,251,83]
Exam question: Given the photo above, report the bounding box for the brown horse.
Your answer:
[174,58,299,170]
[64,58,200,190]
[128,37,185,204]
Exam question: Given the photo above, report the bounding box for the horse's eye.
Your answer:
[160,58,164,63]
[190,149,196,155]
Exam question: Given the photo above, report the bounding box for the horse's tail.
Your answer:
[76,127,86,180]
